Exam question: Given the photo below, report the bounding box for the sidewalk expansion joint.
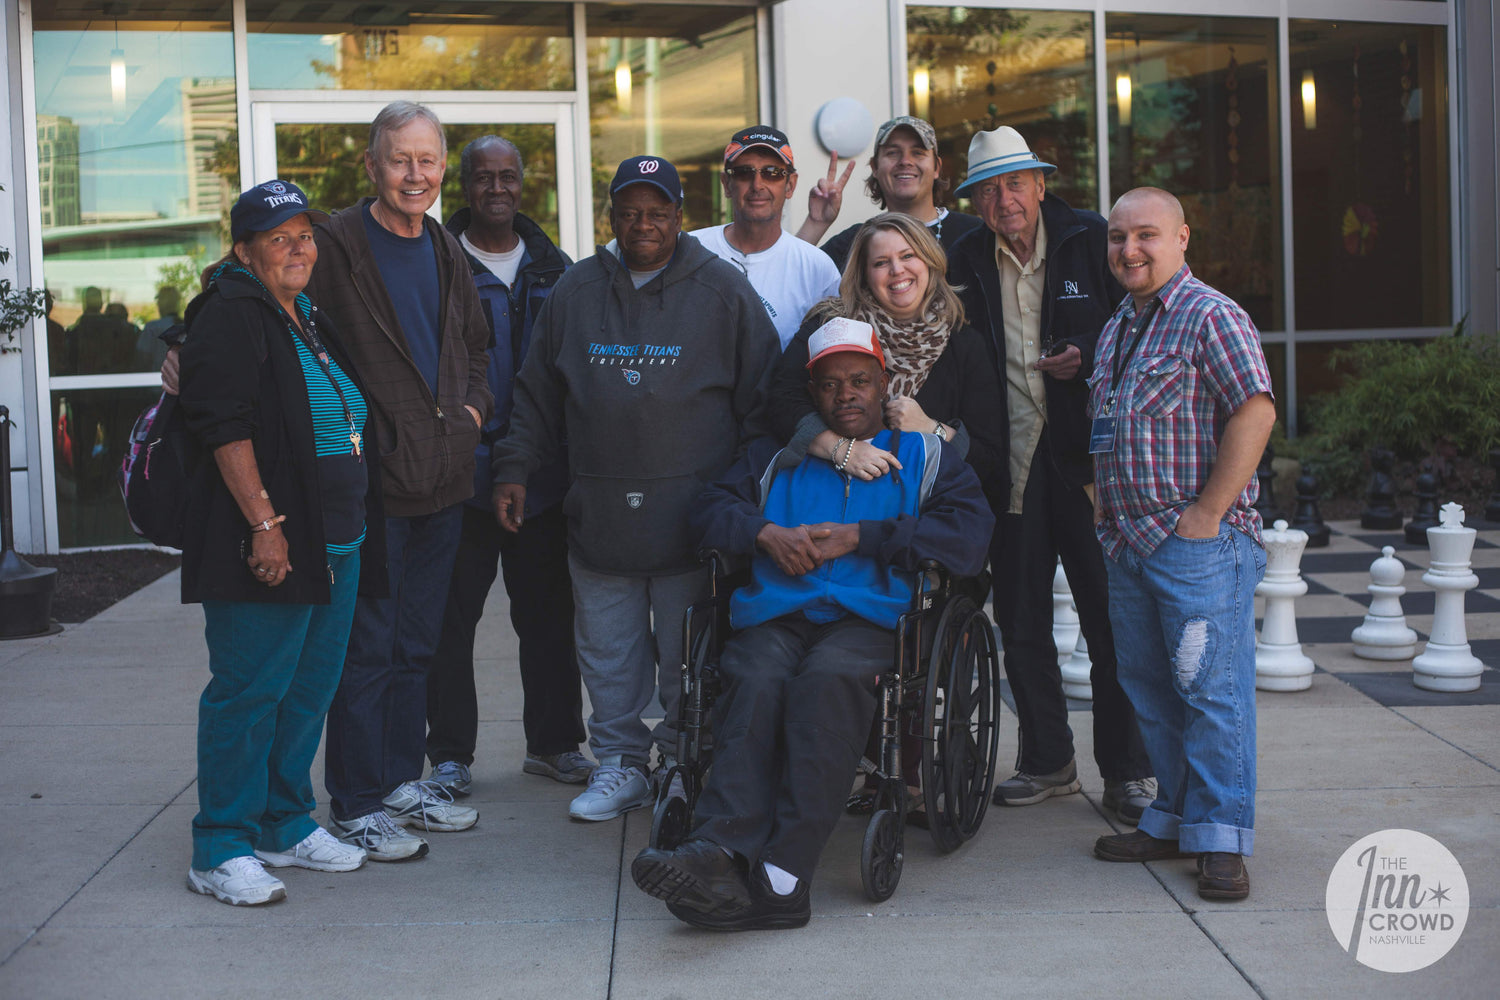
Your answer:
[0,776,196,969]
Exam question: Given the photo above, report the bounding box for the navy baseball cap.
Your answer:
[609,155,683,204]
[230,180,328,242]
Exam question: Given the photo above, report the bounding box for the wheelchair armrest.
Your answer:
[698,547,752,598]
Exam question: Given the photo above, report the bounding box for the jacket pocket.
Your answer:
[563,472,704,575]
[1131,355,1186,419]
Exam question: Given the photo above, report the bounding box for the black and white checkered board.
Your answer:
[1031,517,1500,714]
[1269,517,1500,707]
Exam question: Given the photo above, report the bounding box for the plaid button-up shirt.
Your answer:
[1088,265,1274,560]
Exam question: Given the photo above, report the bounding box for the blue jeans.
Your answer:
[326,505,463,820]
[193,550,360,870]
[1104,522,1265,855]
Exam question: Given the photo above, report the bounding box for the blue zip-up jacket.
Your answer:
[691,431,995,630]
[444,209,571,515]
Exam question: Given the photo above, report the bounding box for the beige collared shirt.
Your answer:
[997,221,1049,514]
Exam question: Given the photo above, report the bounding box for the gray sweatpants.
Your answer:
[569,554,711,770]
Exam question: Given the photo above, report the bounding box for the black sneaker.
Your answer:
[631,838,752,917]
[666,862,811,931]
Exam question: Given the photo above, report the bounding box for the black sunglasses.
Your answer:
[725,164,793,182]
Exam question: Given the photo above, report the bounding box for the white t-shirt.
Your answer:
[461,230,525,287]
[689,225,841,349]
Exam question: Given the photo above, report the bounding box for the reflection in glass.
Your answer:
[1290,21,1449,331]
[246,1,573,91]
[1107,14,1282,331]
[586,5,759,244]
[32,8,238,376]
[272,122,561,245]
[908,7,1097,214]
[52,387,163,548]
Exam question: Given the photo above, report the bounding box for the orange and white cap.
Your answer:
[805,317,884,369]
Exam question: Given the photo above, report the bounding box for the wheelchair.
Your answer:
[649,551,1004,902]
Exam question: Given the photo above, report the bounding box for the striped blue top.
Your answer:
[290,326,368,555]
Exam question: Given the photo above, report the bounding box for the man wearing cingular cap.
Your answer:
[690,126,841,351]
[491,154,780,824]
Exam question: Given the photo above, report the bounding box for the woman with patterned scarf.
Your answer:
[770,211,1006,505]
[173,180,388,906]
[768,212,1006,820]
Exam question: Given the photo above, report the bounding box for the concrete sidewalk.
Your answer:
[1,530,1496,999]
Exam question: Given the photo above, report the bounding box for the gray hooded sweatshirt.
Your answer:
[492,232,780,576]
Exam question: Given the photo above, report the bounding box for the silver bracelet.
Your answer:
[834,437,854,471]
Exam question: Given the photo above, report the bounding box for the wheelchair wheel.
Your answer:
[920,594,1002,853]
[860,808,904,902]
[649,791,692,851]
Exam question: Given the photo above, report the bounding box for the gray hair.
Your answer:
[368,101,446,160]
[459,136,524,187]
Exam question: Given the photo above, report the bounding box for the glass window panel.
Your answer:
[272,122,562,246]
[51,387,164,548]
[1289,21,1450,331]
[586,4,759,244]
[32,7,238,377]
[909,7,1097,214]
[246,2,573,92]
[1107,14,1282,331]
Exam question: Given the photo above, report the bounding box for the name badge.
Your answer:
[1089,416,1117,454]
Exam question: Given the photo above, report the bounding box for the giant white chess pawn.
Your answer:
[1412,502,1485,692]
[1351,546,1419,659]
[1061,631,1093,701]
[1255,519,1315,691]
[1052,559,1080,667]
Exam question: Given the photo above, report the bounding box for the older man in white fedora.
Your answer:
[947,126,1155,824]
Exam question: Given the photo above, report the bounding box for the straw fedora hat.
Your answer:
[954,126,1056,197]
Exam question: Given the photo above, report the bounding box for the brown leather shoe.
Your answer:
[1197,852,1250,900]
[1094,829,1194,862]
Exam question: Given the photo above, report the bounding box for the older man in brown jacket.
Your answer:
[307,101,492,863]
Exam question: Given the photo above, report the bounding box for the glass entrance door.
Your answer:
[248,100,583,260]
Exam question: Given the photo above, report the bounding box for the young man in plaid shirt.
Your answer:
[1085,187,1276,902]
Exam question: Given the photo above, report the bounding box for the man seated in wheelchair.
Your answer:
[630,317,994,930]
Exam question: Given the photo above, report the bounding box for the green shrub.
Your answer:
[1299,327,1500,494]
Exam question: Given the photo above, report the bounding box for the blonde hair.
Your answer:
[812,212,965,328]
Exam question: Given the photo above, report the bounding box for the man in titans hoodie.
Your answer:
[491,155,780,824]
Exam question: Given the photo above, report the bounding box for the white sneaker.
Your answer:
[255,827,367,872]
[430,760,472,796]
[383,779,479,832]
[332,810,429,862]
[568,764,652,822]
[187,855,286,906]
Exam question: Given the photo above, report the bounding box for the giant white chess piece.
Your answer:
[1255,520,1315,691]
[1412,503,1485,692]
[1062,632,1093,701]
[1052,559,1080,666]
[1351,546,1419,659]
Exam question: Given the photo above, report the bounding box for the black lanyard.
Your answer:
[1103,297,1162,415]
[284,306,363,461]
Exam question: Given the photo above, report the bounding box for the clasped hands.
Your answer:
[756,521,860,577]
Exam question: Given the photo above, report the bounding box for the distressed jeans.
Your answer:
[1104,522,1265,855]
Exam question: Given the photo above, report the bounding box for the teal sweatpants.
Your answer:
[192,550,359,871]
